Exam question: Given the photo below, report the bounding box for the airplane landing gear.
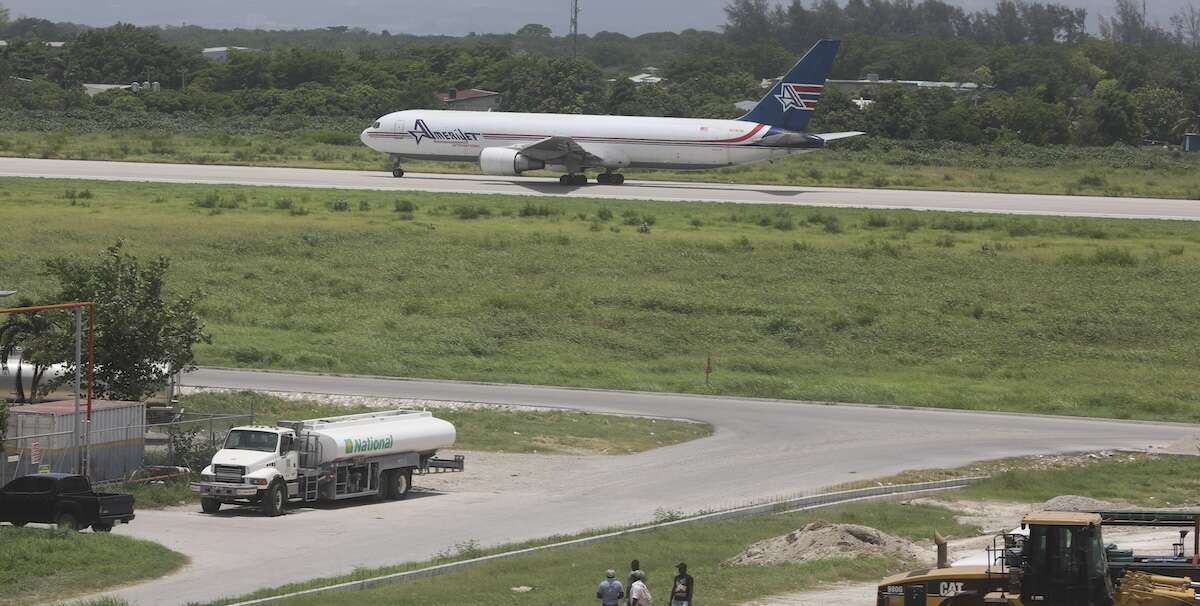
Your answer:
[392,168,405,178]
[389,154,404,178]
[596,172,625,185]
[559,174,588,186]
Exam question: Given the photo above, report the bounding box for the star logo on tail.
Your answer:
[775,83,823,112]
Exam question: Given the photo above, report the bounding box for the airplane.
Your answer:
[359,39,862,185]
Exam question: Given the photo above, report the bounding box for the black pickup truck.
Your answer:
[0,473,135,531]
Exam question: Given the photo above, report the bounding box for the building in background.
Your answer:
[436,88,503,111]
[201,46,255,61]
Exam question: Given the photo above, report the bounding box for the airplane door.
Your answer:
[393,119,406,133]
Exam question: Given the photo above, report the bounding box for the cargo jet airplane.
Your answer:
[360,39,861,185]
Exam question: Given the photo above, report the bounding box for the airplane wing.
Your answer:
[814,131,865,142]
[511,136,607,166]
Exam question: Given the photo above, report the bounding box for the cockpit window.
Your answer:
[372,121,381,129]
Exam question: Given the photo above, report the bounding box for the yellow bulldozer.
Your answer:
[876,511,1200,605]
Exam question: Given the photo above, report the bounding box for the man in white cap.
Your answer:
[597,569,625,606]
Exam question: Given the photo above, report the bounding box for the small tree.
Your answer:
[44,242,210,401]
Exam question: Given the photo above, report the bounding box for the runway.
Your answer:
[95,367,1197,605]
[3,157,1199,220]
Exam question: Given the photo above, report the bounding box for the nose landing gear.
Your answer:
[389,154,404,178]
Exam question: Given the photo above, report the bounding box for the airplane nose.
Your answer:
[360,128,372,147]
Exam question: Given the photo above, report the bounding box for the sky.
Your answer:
[0,0,1189,35]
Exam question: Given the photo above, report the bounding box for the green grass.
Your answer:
[180,391,713,455]
[198,500,976,606]
[3,178,1200,420]
[3,111,1199,199]
[960,454,1200,508]
[0,527,186,606]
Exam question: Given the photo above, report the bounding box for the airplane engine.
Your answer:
[479,147,545,176]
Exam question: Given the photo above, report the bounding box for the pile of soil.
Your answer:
[728,521,929,566]
[1041,495,1115,512]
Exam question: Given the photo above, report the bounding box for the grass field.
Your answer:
[959,454,1200,507]
[180,390,713,455]
[849,452,1200,508]
[195,500,975,606]
[2,178,1199,420]
[3,110,1200,198]
[0,527,186,606]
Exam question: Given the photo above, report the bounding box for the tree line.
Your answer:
[1,0,1198,144]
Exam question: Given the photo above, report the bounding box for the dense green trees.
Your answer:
[1,0,1199,145]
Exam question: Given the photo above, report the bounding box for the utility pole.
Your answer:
[570,0,581,59]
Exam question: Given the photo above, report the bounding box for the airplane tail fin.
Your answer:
[738,39,840,133]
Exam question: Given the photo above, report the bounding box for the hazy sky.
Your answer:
[0,0,1188,35]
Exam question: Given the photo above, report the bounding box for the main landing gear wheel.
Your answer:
[392,168,405,178]
[559,174,588,186]
[596,173,625,185]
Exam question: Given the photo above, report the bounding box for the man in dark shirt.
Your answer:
[670,562,695,606]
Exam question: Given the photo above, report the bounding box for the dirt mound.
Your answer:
[728,521,929,566]
[1042,495,1115,512]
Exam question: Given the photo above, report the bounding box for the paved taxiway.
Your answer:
[96,368,1197,605]
[3,157,1198,220]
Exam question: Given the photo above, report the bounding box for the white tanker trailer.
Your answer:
[190,409,464,516]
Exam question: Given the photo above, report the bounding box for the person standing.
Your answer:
[597,569,625,606]
[630,570,652,606]
[627,560,643,606]
[670,562,695,606]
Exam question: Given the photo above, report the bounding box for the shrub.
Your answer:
[1076,173,1107,188]
[773,214,795,231]
[934,235,956,248]
[637,222,652,234]
[393,199,418,213]
[454,205,491,220]
[330,199,350,212]
[274,198,294,210]
[289,206,311,216]
[689,218,704,228]
[519,202,561,217]
[597,208,614,221]
[792,241,814,252]
[733,236,753,251]
[865,214,891,228]
[193,192,222,208]
[358,200,371,211]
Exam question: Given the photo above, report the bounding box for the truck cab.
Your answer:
[192,425,298,516]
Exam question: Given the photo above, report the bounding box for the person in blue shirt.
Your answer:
[597,569,625,606]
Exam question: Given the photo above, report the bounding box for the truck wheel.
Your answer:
[91,522,113,532]
[260,482,285,517]
[201,498,222,514]
[11,521,27,527]
[387,469,412,500]
[55,511,80,531]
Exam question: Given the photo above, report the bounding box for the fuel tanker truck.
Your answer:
[190,409,464,516]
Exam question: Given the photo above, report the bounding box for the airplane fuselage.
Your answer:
[360,109,819,172]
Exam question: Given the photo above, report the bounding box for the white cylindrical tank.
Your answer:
[299,410,456,466]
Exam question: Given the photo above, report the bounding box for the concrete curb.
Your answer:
[226,477,985,606]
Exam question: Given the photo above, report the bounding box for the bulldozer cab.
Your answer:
[1019,512,1115,606]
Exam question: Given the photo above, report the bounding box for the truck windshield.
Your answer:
[224,430,279,453]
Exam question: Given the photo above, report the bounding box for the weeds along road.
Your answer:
[3,157,1200,219]
[97,367,1198,606]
